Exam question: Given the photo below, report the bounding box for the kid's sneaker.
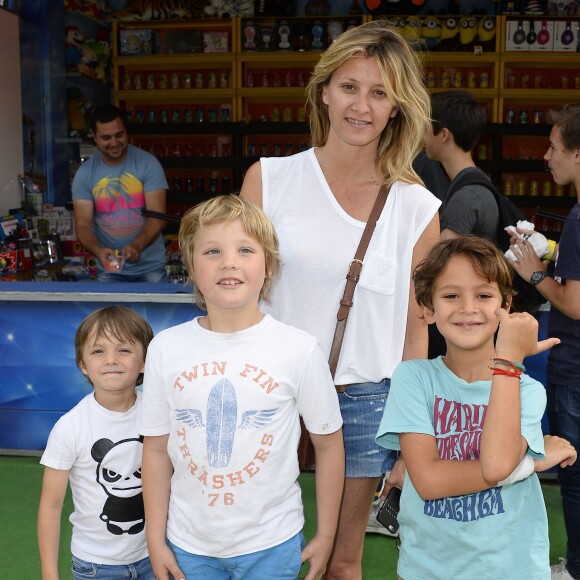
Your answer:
[551,558,574,579]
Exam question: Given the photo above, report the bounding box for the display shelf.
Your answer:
[127,122,236,135]
[499,16,580,122]
[107,15,578,212]
[112,18,239,201]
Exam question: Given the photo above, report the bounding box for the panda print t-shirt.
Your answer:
[40,392,148,565]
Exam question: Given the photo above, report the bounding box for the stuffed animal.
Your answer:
[86,39,107,82]
[112,0,205,20]
[459,15,478,45]
[405,16,424,42]
[477,15,496,44]
[458,0,497,13]
[67,87,91,138]
[440,16,460,46]
[77,42,97,78]
[65,25,85,72]
[304,0,330,16]
[365,0,409,14]
[203,0,254,17]
[421,15,442,48]
[546,0,578,14]
[418,0,450,14]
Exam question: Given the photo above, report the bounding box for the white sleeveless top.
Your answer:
[260,148,441,384]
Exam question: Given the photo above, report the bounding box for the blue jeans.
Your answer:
[71,555,154,579]
[167,531,304,579]
[97,268,167,283]
[548,382,580,579]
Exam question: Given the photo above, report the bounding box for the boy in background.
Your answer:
[140,195,344,580]
[377,236,576,580]
[38,306,155,579]
[424,90,498,242]
[509,103,580,580]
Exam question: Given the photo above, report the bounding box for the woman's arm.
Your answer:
[239,161,263,208]
[142,435,184,580]
[38,467,70,580]
[402,214,440,361]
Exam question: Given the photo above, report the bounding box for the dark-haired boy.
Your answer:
[424,90,498,242]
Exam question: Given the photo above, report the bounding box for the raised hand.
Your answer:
[494,308,560,362]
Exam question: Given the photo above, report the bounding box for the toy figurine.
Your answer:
[278,22,291,49]
[244,21,257,50]
[327,20,343,44]
[311,21,324,49]
[65,25,85,72]
[421,16,442,49]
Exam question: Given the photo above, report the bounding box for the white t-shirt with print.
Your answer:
[140,314,343,558]
[40,392,148,565]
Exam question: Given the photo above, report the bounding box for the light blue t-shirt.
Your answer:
[376,357,549,580]
[72,145,168,278]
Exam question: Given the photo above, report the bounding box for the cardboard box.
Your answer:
[505,20,530,50]
[119,29,154,55]
[553,20,578,51]
[0,251,18,274]
[160,29,201,54]
[203,31,229,53]
[529,20,554,51]
[18,248,33,271]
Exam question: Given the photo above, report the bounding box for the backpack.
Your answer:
[444,170,546,314]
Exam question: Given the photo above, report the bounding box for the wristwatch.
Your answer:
[530,271,547,286]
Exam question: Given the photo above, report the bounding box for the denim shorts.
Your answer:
[71,555,154,579]
[167,531,304,580]
[338,379,396,478]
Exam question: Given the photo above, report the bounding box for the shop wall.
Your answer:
[0,9,24,215]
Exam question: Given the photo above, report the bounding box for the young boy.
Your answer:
[376,236,577,580]
[140,195,344,580]
[38,306,155,579]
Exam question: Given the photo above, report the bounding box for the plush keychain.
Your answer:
[504,220,552,263]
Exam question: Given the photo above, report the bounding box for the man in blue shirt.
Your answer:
[73,105,168,282]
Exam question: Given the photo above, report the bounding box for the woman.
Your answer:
[241,21,440,579]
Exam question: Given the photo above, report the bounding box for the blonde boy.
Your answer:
[140,195,344,580]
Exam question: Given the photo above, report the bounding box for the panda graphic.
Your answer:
[91,436,145,535]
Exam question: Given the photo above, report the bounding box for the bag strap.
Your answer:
[328,184,390,380]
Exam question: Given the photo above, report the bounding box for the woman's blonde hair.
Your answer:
[179,195,281,309]
[306,20,430,186]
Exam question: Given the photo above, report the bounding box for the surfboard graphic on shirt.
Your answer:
[176,378,278,468]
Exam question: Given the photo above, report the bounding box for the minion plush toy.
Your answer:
[459,16,478,49]
[405,16,424,44]
[421,16,442,49]
[438,16,460,50]
[477,15,496,49]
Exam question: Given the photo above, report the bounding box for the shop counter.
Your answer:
[0,281,203,453]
